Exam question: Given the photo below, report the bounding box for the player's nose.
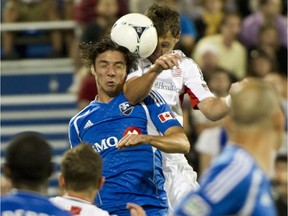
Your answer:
[107,66,116,76]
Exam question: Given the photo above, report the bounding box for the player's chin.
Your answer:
[105,87,121,97]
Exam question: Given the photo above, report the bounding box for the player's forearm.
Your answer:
[198,97,229,121]
[147,132,190,154]
[124,70,160,105]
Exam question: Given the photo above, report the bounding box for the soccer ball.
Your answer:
[111,13,158,59]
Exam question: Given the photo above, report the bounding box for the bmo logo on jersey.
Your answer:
[119,102,134,116]
[92,127,142,152]
[92,136,118,152]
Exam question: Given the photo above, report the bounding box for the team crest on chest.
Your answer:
[119,102,134,115]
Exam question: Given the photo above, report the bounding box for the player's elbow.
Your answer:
[182,141,190,154]
[203,112,222,122]
[178,136,190,154]
[202,109,228,122]
[126,96,140,106]
[123,89,142,105]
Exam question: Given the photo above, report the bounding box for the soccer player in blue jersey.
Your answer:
[1,132,71,216]
[68,37,190,216]
[173,78,285,216]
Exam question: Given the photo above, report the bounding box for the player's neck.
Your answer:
[97,89,122,103]
[65,190,97,204]
[232,131,276,177]
[13,183,47,195]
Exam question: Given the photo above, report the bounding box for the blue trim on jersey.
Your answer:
[174,145,277,216]
[69,91,181,215]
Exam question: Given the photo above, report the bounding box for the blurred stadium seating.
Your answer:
[1,58,78,195]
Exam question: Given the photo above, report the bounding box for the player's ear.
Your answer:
[59,174,66,189]
[91,65,96,75]
[175,33,180,43]
[97,176,105,190]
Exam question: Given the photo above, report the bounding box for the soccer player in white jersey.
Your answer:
[68,37,190,216]
[50,143,145,216]
[123,3,230,210]
[174,78,284,215]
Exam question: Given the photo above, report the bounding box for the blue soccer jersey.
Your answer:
[68,91,182,216]
[174,144,277,216]
[1,190,71,216]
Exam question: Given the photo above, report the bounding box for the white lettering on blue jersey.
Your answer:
[92,136,118,152]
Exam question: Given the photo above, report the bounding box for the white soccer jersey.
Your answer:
[127,50,215,124]
[50,196,110,216]
[127,50,214,209]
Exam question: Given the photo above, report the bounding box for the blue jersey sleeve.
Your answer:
[143,90,182,134]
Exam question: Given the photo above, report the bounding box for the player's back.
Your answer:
[174,144,277,216]
[1,191,71,216]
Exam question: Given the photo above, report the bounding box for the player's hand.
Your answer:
[116,134,150,150]
[126,203,146,216]
[150,53,182,74]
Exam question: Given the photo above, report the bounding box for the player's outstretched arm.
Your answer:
[117,126,190,154]
[197,97,229,121]
[123,53,182,105]
[198,82,240,121]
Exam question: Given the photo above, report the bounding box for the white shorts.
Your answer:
[162,152,199,212]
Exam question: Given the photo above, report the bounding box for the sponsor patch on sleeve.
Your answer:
[158,111,175,123]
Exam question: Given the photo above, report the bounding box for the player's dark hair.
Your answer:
[61,143,102,192]
[5,132,53,186]
[145,3,180,38]
[80,37,138,74]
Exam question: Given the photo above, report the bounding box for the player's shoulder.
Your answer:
[144,90,166,106]
[1,193,70,215]
[201,145,257,190]
[69,102,98,125]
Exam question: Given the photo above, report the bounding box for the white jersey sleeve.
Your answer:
[178,51,215,108]
[126,60,146,80]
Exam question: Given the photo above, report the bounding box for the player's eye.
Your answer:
[114,63,125,70]
[99,63,109,68]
